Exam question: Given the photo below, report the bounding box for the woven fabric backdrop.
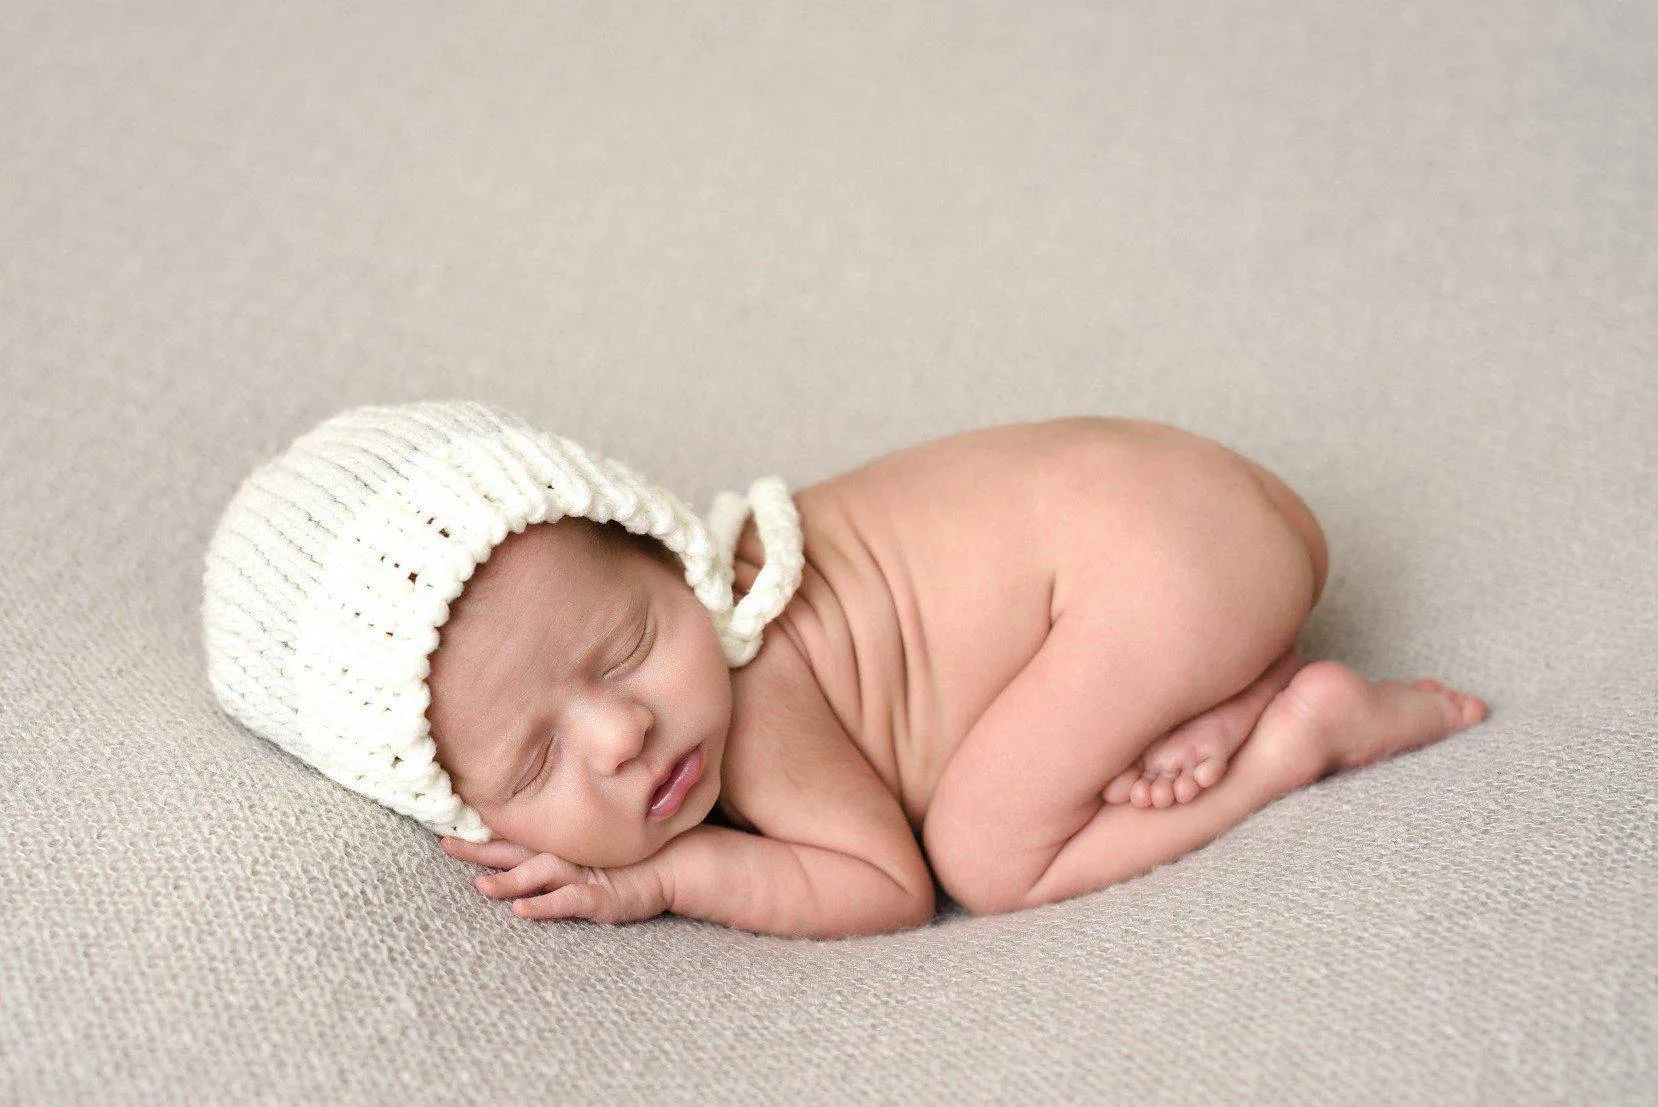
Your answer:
[2,1,1653,1102]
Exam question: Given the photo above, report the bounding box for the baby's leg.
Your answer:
[1024,660,1487,910]
[923,499,1318,916]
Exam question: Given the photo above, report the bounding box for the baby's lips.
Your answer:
[647,745,704,820]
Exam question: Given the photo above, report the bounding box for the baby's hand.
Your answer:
[440,836,671,925]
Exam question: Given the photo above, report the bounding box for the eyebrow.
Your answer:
[487,581,649,801]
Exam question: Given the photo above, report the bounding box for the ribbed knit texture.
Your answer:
[200,400,805,841]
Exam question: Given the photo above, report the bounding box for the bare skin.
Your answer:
[1106,644,1311,808]
[426,516,735,871]
[1103,646,1487,808]
[438,415,1490,929]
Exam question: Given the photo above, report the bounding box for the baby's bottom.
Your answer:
[920,443,1487,917]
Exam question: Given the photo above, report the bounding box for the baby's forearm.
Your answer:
[655,824,933,938]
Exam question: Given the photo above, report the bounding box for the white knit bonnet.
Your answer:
[200,399,805,842]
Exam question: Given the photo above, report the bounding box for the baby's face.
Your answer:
[425,517,732,868]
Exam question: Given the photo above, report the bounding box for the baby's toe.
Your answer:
[1104,767,1140,805]
[1172,772,1202,804]
[1130,777,1154,808]
[1150,777,1176,808]
[1447,690,1488,726]
[1192,756,1226,788]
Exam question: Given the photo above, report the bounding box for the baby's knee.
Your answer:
[922,802,1048,917]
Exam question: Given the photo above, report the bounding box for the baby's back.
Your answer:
[727,416,1172,830]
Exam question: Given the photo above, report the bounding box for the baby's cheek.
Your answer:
[545,811,657,870]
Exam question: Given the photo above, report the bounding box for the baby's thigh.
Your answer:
[922,463,1315,905]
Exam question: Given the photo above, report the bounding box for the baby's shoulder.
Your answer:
[720,625,856,807]
[713,627,915,859]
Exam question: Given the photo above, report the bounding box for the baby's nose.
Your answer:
[571,693,653,774]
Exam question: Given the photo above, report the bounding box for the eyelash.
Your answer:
[516,615,652,793]
[609,616,653,678]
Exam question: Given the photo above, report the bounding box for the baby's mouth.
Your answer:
[647,745,704,821]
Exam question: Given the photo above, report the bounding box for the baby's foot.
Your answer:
[1260,661,1488,777]
[1104,645,1306,809]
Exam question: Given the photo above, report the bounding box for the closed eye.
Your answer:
[511,734,554,797]
[513,610,653,796]
[608,612,654,678]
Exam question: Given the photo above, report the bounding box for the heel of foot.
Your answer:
[1251,661,1383,777]
[1276,661,1371,734]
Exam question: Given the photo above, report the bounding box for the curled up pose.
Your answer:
[203,401,1487,937]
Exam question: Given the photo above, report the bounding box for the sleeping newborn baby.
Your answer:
[202,400,1487,938]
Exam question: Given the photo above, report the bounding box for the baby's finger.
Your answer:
[476,853,585,899]
[441,836,538,870]
[511,885,589,920]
